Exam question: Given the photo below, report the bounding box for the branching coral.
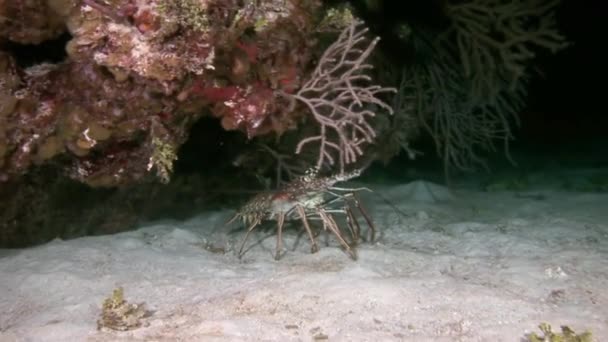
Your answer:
[281,20,396,173]
[405,60,528,179]
[444,0,568,100]
[372,68,421,164]
[388,0,567,181]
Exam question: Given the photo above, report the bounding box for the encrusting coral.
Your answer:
[0,0,69,44]
[0,0,326,186]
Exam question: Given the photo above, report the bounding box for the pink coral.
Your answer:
[217,84,276,138]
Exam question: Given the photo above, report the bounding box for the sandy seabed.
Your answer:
[1,180,607,341]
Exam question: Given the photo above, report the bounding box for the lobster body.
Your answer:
[227,168,374,260]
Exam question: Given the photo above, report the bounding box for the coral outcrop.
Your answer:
[0,0,322,186]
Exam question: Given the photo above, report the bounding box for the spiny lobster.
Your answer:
[226,168,375,260]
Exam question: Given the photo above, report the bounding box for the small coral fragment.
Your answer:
[97,287,150,332]
[317,6,356,32]
[157,0,211,32]
[148,136,178,184]
[525,322,593,342]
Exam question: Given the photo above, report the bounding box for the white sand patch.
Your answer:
[1,180,606,341]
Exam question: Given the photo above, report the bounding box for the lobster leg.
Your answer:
[274,211,286,260]
[345,205,361,243]
[238,218,261,258]
[318,209,357,260]
[296,205,319,253]
[351,192,376,242]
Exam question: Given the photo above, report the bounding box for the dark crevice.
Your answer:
[3,31,72,68]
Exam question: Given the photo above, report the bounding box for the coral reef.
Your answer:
[0,0,69,44]
[0,0,327,187]
[2,1,403,246]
